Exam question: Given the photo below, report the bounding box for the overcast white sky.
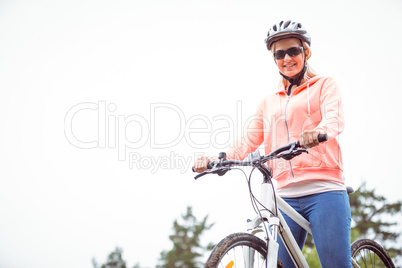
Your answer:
[1,0,402,267]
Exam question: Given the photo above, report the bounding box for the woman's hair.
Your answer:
[273,40,318,87]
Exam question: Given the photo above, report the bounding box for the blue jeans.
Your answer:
[278,191,352,268]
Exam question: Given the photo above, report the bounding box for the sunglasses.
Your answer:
[273,46,304,60]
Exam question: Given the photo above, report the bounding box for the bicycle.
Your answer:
[193,134,395,268]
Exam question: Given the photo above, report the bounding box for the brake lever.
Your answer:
[194,171,208,180]
[280,148,308,160]
[279,143,308,161]
[194,166,231,180]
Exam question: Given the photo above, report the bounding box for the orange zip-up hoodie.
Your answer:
[226,76,344,189]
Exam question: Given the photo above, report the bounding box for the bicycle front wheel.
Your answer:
[205,232,283,268]
[351,239,395,268]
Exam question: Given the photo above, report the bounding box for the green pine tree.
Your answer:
[157,206,215,268]
[93,247,127,268]
[349,182,402,257]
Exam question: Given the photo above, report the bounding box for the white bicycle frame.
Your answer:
[246,181,358,268]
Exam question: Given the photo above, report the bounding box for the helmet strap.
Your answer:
[280,62,307,95]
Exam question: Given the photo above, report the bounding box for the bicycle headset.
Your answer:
[264,20,311,95]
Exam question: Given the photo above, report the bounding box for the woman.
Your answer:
[194,20,351,267]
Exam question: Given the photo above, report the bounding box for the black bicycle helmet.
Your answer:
[264,20,311,51]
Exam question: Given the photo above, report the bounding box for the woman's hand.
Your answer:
[299,130,320,149]
[193,156,218,173]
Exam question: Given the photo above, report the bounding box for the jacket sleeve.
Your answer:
[314,77,345,140]
[226,100,265,160]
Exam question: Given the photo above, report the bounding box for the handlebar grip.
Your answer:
[318,134,328,143]
[192,161,216,172]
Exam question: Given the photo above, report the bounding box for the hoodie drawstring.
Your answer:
[278,82,311,116]
[277,93,282,114]
[307,82,311,116]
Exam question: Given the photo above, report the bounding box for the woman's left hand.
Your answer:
[299,130,320,149]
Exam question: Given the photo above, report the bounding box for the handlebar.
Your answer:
[192,134,328,178]
[269,133,328,158]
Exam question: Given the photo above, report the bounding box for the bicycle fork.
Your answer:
[246,182,280,268]
[261,182,280,268]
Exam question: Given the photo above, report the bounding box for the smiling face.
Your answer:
[272,38,306,78]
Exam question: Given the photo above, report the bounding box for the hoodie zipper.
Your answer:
[284,93,296,183]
